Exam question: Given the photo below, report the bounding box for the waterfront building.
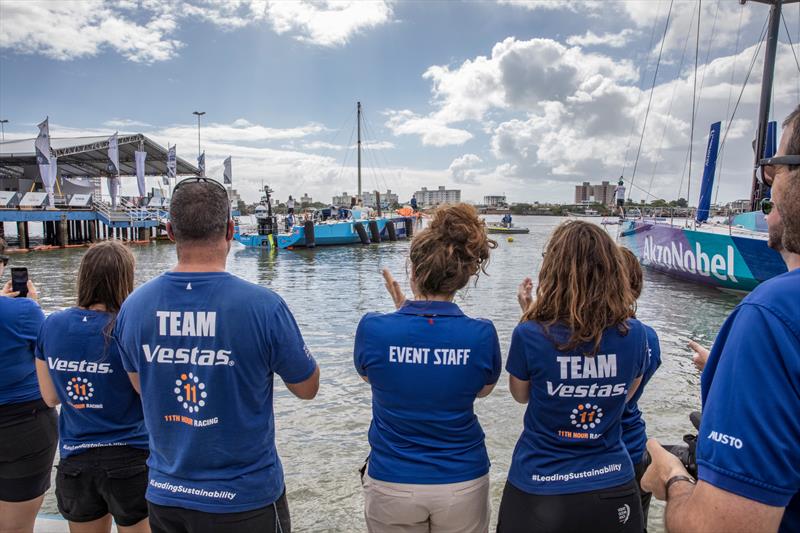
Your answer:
[483,195,506,207]
[574,181,614,206]
[360,189,399,208]
[414,186,461,208]
[300,193,312,206]
[332,192,353,206]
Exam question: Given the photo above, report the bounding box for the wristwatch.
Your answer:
[665,474,696,496]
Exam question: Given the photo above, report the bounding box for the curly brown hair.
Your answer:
[618,247,643,300]
[522,220,634,353]
[409,203,497,297]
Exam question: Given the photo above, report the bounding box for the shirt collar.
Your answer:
[397,300,464,317]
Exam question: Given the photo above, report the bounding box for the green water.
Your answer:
[8,215,741,532]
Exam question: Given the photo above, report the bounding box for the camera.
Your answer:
[641,411,700,479]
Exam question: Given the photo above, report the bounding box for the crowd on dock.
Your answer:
[1,110,799,533]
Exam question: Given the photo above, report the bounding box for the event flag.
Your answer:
[223,156,232,185]
[167,145,177,179]
[135,150,147,198]
[162,175,170,186]
[109,177,120,208]
[107,132,120,175]
[198,151,205,177]
[36,117,57,206]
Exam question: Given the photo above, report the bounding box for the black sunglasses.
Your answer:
[173,177,231,216]
[761,197,774,215]
[757,155,800,186]
[0,255,8,267]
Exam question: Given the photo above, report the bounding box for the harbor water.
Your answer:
[15,215,741,532]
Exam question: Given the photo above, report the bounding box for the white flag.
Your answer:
[107,132,120,175]
[167,145,176,179]
[109,177,120,208]
[36,117,57,206]
[198,151,205,177]
[223,156,232,185]
[135,150,147,198]
[162,175,169,186]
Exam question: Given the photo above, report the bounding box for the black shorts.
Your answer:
[56,446,149,526]
[287,207,294,214]
[634,459,653,527]
[148,490,290,533]
[0,399,58,502]
[617,198,625,207]
[496,479,643,533]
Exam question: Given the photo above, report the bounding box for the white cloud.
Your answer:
[301,140,395,150]
[159,120,327,144]
[103,119,153,129]
[566,29,638,48]
[384,110,473,147]
[448,154,484,184]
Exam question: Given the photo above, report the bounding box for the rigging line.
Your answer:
[359,115,388,191]
[646,0,700,198]
[627,0,674,200]
[716,2,745,204]
[361,112,394,192]
[781,11,800,74]
[335,120,357,185]
[686,0,701,206]
[713,16,770,203]
[621,0,669,177]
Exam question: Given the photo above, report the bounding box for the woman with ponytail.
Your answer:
[35,241,150,533]
[354,204,501,533]
[497,220,648,533]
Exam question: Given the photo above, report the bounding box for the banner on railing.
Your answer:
[135,150,147,197]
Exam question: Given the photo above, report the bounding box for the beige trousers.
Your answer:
[363,470,490,533]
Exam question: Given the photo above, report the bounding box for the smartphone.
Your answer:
[11,267,28,298]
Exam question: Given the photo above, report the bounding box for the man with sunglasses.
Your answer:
[642,107,800,533]
[115,178,320,533]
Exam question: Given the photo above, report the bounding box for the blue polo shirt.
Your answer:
[35,308,148,458]
[354,300,501,484]
[0,296,45,405]
[698,268,800,533]
[115,272,317,514]
[506,319,648,495]
[620,324,661,465]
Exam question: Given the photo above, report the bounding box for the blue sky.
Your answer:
[2,0,799,205]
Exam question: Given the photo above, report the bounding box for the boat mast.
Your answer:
[748,0,786,211]
[357,101,362,198]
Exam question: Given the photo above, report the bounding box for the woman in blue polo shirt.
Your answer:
[355,204,501,533]
[35,241,149,533]
[498,221,648,533]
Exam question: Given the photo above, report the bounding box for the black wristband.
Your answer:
[665,474,696,495]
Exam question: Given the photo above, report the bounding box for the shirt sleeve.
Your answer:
[268,299,317,384]
[353,315,370,377]
[34,315,47,361]
[21,300,45,350]
[487,323,502,385]
[697,304,800,507]
[635,323,649,378]
[114,306,138,373]
[505,324,530,380]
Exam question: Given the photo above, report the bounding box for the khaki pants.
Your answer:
[363,470,490,533]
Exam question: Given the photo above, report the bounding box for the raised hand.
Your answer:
[517,277,533,312]
[688,340,710,372]
[382,268,407,310]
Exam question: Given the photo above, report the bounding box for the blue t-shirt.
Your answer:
[115,272,317,514]
[620,324,661,465]
[506,319,648,495]
[35,308,148,458]
[354,300,501,484]
[698,268,800,533]
[0,296,45,405]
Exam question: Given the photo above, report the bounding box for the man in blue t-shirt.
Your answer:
[116,178,320,533]
[642,107,800,533]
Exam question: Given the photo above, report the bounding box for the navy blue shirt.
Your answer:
[621,324,661,465]
[35,308,148,458]
[116,272,317,513]
[506,319,648,495]
[0,296,45,405]
[698,268,800,533]
[354,301,501,484]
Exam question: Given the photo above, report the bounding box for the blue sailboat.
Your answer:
[618,0,788,292]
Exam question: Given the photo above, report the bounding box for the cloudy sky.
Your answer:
[1,0,799,205]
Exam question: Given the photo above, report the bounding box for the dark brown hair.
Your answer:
[170,181,229,244]
[77,241,135,330]
[409,203,497,297]
[618,246,643,300]
[522,220,634,353]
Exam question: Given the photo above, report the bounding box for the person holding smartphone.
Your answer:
[35,241,150,533]
[0,237,57,533]
[354,204,501,533]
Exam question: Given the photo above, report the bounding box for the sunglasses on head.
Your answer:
[757,155,800,187]
[173,177,231,216]
[0,255,8,267]
[761,197,774,215]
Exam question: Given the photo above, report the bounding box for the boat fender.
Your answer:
[386,220,397,241]
[404,217,414,238]
[304,220,316,248]
[368,220,381,243]
[507,237,514,243]
[355,222,370,244]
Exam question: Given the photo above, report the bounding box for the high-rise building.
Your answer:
[360,190,400,208]
[574,181,615,206]
[414,186,461,207]
[300,193,312,206]
[483,195,506,207]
